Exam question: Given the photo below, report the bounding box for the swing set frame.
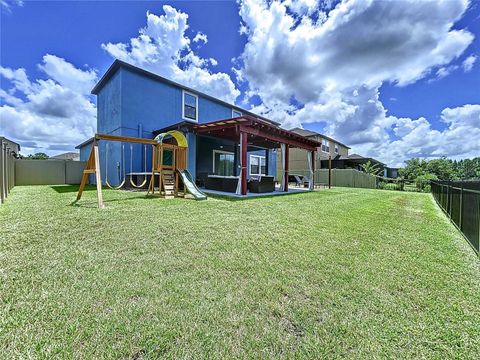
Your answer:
[76,132,188,208]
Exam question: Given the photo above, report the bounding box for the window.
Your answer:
[321,139,330,153]
[182,91,198,121]
[213,150,234,176]
[250,155,266,176]
[334,144,339,154]
[232,109,242,118]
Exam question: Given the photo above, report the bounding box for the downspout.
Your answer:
[138,123,143,173]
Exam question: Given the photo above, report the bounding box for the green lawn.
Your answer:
[1,186,479,359]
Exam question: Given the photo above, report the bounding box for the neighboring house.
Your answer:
[51,152,80,161]
[1,137,20,203]
[278,128,389,178]
[277,128,351,177]
[76,60,318,193]
[321,153,385,173]
[384,167,399,178]
[0,137,20,158]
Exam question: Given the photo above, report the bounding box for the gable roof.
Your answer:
[91,60,279,126]
[290,128,351,149]
[75,137,94,149]
[51,152,80,160]
[0,137,21,151]
[336,153,385,166]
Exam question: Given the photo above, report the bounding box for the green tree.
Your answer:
[399,156,480,181]
[426,157,455,180]
[361,160,382,175]
[25,152,49,160]
[399,158,427,180]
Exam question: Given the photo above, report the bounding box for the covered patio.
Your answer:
[193,115,319,196]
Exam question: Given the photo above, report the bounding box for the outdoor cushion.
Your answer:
[248,176,275,193]
[206,175,239,192]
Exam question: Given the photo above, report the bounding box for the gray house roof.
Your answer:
[91,60,280,126]
[51,152,80,160]
[0,137,20,150]
[75,137,94,149]
[290,128,351,149]
[337,153,385,166]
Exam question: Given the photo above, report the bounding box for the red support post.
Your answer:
[284,144,289,192]
[241,131,248,195]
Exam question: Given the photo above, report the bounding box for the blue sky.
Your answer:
[1,0,479,166]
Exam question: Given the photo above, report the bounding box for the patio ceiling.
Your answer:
[193,115,320,151]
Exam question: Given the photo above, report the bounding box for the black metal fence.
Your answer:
[377,177,431,192]
[431,180,480,256]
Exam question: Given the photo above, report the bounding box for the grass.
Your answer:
[1,186,479,359]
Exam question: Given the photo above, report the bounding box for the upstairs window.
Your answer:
[232,109,242,118]
[250,155,266,176]
[334,144,339,154]
[321,139,330,153]
[183,91,198,121]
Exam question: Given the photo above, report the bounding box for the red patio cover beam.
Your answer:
[241,126,317,152]
[241,131,248,195]
[284,144,289,192]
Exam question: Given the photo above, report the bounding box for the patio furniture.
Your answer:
[195,171,209,188]
[248,176,275,193]
[205,175,239,192]
[288,174,308,187]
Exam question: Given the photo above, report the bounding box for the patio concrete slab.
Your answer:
[201,185,310,198]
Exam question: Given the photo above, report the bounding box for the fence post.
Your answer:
[0,139,4,204]
[447,180,451,218]
[5,147,9,196]
[459,182,463,231]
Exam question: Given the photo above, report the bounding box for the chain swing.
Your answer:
[105,142,126,189]
[129,143,148,188]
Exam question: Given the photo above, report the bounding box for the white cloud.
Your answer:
[236,0,477,166]
[0,56,97,156]
[193,32,208,44]
[433,54,477,80]
[462,54,477,72]
[1,0,23,11]
[101,6,240,103]
[380,104,480,166]
[37,54,97,94]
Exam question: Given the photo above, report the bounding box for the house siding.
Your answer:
[276,135,349,178]
[78,65,277,185]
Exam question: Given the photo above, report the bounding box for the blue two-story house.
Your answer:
[76,60,318,195]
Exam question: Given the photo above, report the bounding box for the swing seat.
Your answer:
[127,173,149,189]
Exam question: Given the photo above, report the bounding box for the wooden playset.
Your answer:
[76,131,205,208]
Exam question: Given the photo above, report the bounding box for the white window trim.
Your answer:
[232,109,242,118]
[182,90,198,122]
[334,144,339,154]
[249,155,266,176]
[212,149,235,173]
[321,139,330,154]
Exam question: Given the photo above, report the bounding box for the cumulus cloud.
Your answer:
[0,55,97,155]
[462,54,477,72]
[101,6,240,103]
[236,0,477,166]
[379,104,480,166]
[1,0,23,11]
[433,53,477,80]
[193,32,208,44]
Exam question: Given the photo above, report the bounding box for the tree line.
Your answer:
[399,157,480,181]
